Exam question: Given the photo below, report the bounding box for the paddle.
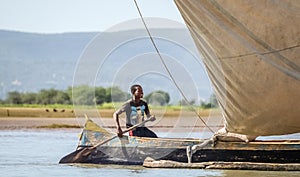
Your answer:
[59,118,152,163]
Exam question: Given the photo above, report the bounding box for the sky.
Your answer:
[0,0,185,33]
[0,0,212,103]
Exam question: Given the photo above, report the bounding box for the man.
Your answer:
[113,84,157,138]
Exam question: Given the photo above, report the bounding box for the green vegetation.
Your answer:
[0,85,218,109]
[0,105,219,118]
[1,86,130,105]
[0,95,219,118]
[144,90,170,106]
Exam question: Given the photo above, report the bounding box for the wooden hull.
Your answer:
[59,118,300,166]
[65,136,300,165]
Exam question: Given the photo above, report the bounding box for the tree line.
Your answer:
[0,85,217,108]
[0,85,171,106]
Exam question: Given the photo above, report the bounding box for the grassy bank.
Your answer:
[0,104,220,118]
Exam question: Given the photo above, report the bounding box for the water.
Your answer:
[0,130,299,177]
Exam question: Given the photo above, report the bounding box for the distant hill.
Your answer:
[0,30,97,99]
[0,29,213,103]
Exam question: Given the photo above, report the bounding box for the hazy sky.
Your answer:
[0,0,184,33]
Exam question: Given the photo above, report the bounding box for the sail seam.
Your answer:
[220,44,300,60]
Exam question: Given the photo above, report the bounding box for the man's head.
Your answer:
[131,84,143,98]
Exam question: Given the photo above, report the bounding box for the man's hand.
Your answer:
[117,126,123,137]
[149,115,156,122]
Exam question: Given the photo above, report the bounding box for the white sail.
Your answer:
[174,0,300,136]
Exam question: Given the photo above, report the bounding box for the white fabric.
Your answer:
[174,0,300,136]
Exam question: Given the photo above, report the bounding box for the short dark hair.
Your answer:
[130,84,142,94]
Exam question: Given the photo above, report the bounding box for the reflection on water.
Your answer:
[0,130,299,177]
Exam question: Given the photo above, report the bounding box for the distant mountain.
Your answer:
[0,30,97,99]
[0,29,213,103]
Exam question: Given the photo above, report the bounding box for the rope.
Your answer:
[186,139,214,163]
[133,0,214,133]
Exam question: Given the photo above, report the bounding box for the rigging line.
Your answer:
[133,0,214,133]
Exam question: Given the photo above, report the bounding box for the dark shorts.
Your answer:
[126,124,157,138]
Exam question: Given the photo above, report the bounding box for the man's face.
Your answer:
[134,87,144,98]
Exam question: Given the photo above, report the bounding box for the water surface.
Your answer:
[0,130,299,177]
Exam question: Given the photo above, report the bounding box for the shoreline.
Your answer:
[0,117,81,130]
[0,107,223,130]
[0,116,223,132]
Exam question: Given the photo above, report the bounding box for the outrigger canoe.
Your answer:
[59,117,300,166]
[60,0,300,170]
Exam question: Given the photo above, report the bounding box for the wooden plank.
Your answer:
[143,157,300,171]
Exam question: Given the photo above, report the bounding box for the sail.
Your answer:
[174,0,300,136]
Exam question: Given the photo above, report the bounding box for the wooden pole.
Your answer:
[143,157,300,171]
